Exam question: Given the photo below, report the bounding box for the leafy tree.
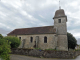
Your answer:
[4,36,21,48]
[67,32,77,49]
[0,34,3,39]
[0,38,11,60]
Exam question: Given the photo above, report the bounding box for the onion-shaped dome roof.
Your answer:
[53,9,67,19]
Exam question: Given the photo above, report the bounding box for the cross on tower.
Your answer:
[59,0,61,9]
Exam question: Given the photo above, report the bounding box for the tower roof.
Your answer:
[53,9,67,19]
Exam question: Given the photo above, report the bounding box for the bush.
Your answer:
[4,36,21,48]
[0,38,11,60]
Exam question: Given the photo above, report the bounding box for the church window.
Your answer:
[19,37,21,40]
[30,37,33,43]
[44,36,47,43]
[58,19,61,23]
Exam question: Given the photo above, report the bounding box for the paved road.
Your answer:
[10,54,80,60]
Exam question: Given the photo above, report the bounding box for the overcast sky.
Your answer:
[0,0,80,44]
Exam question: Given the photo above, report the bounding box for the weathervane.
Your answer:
[59,0,61,9]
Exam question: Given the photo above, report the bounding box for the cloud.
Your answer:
[39,15,45,19]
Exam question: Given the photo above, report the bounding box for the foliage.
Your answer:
[0,38,11,60]
[67,32,77,49]
[4,36,21,48]
[0,34,3,39]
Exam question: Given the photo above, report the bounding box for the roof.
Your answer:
[53,9,67,19]
[7,26,56,35]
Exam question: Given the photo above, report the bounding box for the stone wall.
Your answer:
[57,35,68,51]
[54,17,68,51]
[17,34,57,49]
[54,17,67,35]
[11,48,80,59]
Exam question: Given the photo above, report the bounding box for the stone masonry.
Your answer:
[53,9,68,51]
[17,34,57,50]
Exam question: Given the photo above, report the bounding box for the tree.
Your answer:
[0,38,11,60]
[0,34,3,39]
[4,36,21,48]
[67,32,77,49]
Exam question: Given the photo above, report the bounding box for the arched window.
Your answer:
[19,37,21,41]
[30,37,33,43]
[44,36,47,43]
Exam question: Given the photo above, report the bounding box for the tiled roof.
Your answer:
[7,26,56,35]
[53,9,67,19]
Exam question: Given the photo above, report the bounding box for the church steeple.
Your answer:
[53,3,68,51]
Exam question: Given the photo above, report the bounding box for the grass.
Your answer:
[45,48,57,51]
[34,48,58,51]
[34,48,42,50]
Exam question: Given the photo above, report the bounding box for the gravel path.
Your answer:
[10,54,80,60]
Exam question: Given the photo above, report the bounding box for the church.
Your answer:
[7,8,68,51]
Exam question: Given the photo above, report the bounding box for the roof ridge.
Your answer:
[15,25,53,30]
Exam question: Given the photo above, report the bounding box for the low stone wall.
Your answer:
[11,48,80,59]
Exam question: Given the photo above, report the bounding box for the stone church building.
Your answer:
[7,9,68,51]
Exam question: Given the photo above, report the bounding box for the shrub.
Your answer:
[0,38,11,60]
[4,36,21,48]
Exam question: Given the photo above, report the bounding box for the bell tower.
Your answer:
[53,9,68,51]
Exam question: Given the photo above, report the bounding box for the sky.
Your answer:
[0,0,80,44]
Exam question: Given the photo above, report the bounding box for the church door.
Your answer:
[35,36,39,48]
[22,39,25,48]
